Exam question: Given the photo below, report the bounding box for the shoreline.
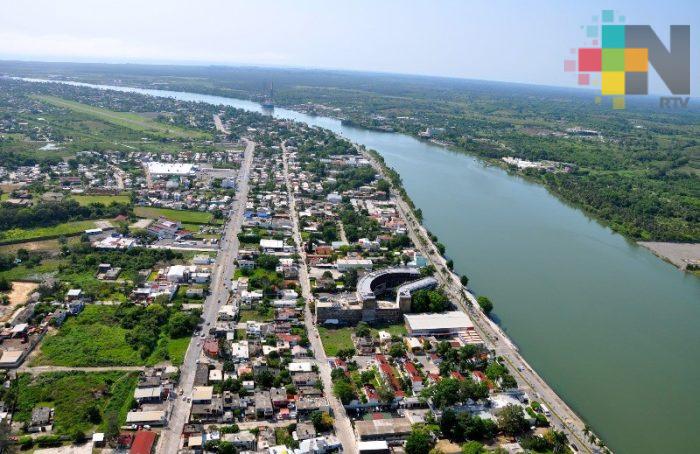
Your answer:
[638,241,700,272]
[360,146,604,453]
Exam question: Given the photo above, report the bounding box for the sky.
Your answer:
[1,0,697,93]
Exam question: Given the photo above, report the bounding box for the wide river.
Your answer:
[23,78,700,453]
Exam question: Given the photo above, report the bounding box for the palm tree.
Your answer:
[547,429,568,454]
[583,424,591,436]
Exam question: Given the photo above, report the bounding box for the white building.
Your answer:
[146,162,196,177]
[336,259,373,272]
[403,311,474,337]
[166,265,189,283]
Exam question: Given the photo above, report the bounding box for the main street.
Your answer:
[158,139,255,453]
[362,149,598,454]
[281,142,358,454]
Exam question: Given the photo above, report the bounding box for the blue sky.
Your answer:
[1,0,697,93]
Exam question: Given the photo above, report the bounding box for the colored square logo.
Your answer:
[612,97,626,109]
[624,48,648,72]
[578,74,590,85]
[602,25,625,48]
[625,72,648,95]
[578,48,601,71]
[602,48,625,71]
[602,72,625,95]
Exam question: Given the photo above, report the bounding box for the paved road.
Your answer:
[107,160,126,190]
[282,143,358,454]
[158,139,254,453]
[213,114,230,135]
[362,148,599,454]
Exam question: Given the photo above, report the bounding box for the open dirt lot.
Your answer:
[1,281,39,321]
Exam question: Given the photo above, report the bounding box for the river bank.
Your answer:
[638,242,700,272]
[362,147,600,452]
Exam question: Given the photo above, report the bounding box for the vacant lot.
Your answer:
[71,194,131,206]
[34,95,207,139]
[318,323,406,357]
[0,237,80,255]
[14,371,138,435]
[0,259,63,282]
[239,308,274,323]
[34,304,192,367]
[34,305,145,366]
[167,337,190,366]
[0,220,99,244]
[135,206,213,224]
[1,281,39,322]
[318,326,354,357]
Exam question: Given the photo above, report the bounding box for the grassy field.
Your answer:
[34,95,208,139]
[14,371,138,436]
[135,206,213,224]
[317,323,407,356]
[0,237,79,255]
[239,308,275,323]
[33,305,145,366]
[167,337,190,366]
[318,326,354,357]
[71,194,130,206]
[0,259,63,282]
[0,220,98,244]
[374,323,407,337]
[34,305,192,367]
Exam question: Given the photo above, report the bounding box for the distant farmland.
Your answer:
[34,95,209,139]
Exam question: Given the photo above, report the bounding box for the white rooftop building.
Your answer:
[403,311,474,337]
[146,162,196,176]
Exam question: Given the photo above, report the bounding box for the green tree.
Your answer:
[476,296,493,315]
[85,404,102,424]
[332,379,356,404]
[405,425,435,454]
[256,254,280,271]
[376,179,391,194]
[544,429,569,453]
[411,289,449,313]
[355,321,371,338]
[497,404,529,437]
[168,311,199,338]
[71,429,87,444]
[310,411,334,432]
[389,342,406,358]
[0,277,12,292]
[218,441,237,454]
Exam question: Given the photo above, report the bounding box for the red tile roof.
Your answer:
[130,430,157,454]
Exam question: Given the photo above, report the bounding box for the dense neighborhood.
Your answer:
[0,77,600,454]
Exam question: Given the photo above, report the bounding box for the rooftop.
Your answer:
[404,311,473,332]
